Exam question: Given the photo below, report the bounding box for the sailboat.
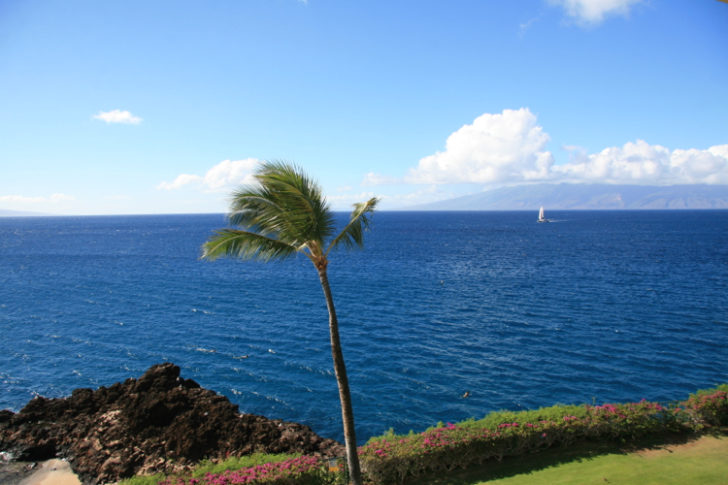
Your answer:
[537,206,548,223]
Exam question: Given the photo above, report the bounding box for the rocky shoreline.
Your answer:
[0,363,343,484]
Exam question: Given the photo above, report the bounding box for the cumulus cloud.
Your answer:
[157,173,203,191]
[555,141,728,185]
[93,109,143,124]
[362,172,400,186]
[398,109,728,188]
[157,158,261,191]
[407,108,554,185]
[548,0,642,24]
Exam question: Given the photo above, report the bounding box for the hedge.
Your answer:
[358,384,728,484]
[158,384,727,485]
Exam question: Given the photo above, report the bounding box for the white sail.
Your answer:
[538,206,546,222]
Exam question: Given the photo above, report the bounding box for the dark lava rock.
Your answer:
[0,363,343,484]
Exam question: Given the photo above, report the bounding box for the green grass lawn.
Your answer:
[416,432,728,485]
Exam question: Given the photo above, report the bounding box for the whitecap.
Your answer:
[195,348,216,353]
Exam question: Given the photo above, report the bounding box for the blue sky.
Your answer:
[1,0,727,215]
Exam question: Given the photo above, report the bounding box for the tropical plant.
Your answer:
[201,161,378,485]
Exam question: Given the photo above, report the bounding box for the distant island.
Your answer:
[408,184,728,211]
[0,209,49,217]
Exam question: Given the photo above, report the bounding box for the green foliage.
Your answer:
[120,474,167,485]
[118,453,300,485]
[157,455,345,485]
[477,404,588,430]
[201,161,378,264]
[358,385,727,485]
[681,384,728,427]
[189,453,300,478]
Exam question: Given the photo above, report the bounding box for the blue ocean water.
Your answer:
[1,211,727,444]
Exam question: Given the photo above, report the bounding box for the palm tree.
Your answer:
[201,161,377,485]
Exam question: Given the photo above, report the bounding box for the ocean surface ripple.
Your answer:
[1,211,727,443]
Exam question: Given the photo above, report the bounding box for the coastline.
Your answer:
[19,459,81,485]
[0,363,343,484]
[2,379,726,484]
[1,459,81,485]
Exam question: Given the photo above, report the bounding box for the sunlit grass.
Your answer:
[417,432,728,485]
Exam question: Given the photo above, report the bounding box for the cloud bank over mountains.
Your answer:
[386,108,728,189]
[553,141,728,185]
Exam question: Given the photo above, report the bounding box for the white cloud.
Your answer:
[157,174,202,191]
[671,145,728,184]
[402,109,728,188]
[519,17,540,36]
[157,158,261,191]
[553,141,728,185]
[49,193,75,202]
[0,193,75,204]
[548,0,642,24]
[362,172,400,186]
[329,185,467,210]
[407,108,554,185]
[93,109,143,124]
[326,190,379,208]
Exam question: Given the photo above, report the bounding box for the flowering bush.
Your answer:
[359,385,726,484]
[158,455,341,485]
[680,385,728,428]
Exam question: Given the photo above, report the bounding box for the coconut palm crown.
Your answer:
[201,161,378,485]
[202,161,377,270]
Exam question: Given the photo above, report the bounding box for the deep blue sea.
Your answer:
[1,211,727,444]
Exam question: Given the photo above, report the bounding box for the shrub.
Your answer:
[157,455,342,485]
[359,386,727,484]
[681,384,728,427]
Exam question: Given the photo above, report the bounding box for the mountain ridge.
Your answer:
[407,184,728,211]
[0,209,50,217]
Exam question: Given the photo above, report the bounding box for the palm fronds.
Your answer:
[203,161,376,264]
[327,197,379,254]
[201,229,297,262]
[225,162,335,251]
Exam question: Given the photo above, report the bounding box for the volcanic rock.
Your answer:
[0,363,343,484]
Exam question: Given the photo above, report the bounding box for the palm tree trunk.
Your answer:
[317,267,363,485]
